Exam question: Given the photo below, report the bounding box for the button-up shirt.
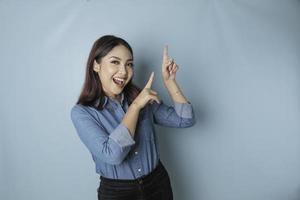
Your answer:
[70,92,195,180]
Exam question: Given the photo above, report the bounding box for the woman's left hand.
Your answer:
[161,45,179,83]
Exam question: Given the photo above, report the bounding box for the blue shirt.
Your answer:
[70,92,195,180]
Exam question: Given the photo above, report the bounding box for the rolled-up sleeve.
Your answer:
[174,101,194,119]
[149,100,196,128]
[70,105,135,165]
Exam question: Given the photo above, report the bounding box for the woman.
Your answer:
[70,35,195,200]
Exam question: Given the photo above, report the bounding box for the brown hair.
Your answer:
[76,35,141,110]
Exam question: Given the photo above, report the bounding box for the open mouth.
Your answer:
[112,77,125,87]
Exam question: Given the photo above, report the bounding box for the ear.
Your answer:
[93,60,101,72]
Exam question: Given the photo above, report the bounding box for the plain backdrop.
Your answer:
[1,0,300,200]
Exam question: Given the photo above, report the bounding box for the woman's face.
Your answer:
[93,44,134,99]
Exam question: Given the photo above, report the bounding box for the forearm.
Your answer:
[121,102,141,138]
[164,80,189,103]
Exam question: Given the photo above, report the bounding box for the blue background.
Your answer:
[1,0,300,199]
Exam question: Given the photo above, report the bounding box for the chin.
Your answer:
[112,88,123,95]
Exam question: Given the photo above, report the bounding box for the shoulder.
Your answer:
[71,104,86,116]
[70,104,98,121]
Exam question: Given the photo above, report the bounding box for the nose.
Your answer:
[118,64,128,75]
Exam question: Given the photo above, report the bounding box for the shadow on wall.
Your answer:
[292,186,300,200]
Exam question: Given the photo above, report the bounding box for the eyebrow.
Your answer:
[109,56,133,61]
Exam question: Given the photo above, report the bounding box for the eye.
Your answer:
[127,63,134,67]
[111,60,120,65]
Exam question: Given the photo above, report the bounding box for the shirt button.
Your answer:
[138,168,141,172]
[135,151,138,155]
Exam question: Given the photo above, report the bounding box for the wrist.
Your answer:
[131,101,142,111]
[164,79,176,87]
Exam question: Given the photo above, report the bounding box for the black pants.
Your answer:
[97,160,173,200]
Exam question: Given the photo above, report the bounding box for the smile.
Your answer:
[113,77,125,86]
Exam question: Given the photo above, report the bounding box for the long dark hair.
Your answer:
[76,35,141,110]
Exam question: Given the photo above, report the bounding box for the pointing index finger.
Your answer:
[163,45,169,60]
[144,72,154,89]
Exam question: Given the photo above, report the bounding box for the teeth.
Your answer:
[115,77,125,82]
[113,77,125,85]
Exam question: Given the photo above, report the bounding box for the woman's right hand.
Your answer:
[132,72,160,110]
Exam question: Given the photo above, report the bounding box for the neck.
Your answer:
[108,93,122,103]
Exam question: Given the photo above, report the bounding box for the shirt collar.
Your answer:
[96,92,125,108]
